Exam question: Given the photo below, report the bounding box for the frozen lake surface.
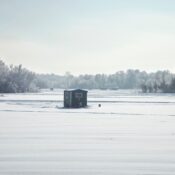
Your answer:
[0,89,175,175]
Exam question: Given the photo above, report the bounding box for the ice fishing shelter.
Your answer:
[64,89,88,108]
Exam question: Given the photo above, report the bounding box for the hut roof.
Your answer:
[64,89,88,92]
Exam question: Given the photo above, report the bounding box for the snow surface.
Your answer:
[0,89,175,175]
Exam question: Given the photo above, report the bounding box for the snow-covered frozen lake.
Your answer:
[0,89,175,175]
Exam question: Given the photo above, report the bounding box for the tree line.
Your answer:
[37,70,175,93]
[0,60,175,93]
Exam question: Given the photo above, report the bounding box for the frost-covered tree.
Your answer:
[0,60,36,93]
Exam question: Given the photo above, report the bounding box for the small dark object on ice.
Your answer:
[98,104,101,107]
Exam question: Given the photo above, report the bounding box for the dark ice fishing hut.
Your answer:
[64,89,88,108]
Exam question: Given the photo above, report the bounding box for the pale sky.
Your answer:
[0,0,175,75]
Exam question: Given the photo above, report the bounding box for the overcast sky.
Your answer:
[0,0,175,75]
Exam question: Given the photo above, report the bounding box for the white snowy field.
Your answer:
[0,89,175,175]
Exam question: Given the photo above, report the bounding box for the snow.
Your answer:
[0,89,175,175]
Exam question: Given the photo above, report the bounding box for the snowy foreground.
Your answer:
[0,89,175,175]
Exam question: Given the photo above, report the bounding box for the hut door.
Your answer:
[75,92,83,107]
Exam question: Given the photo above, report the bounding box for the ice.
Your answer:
[0,90,175,175]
